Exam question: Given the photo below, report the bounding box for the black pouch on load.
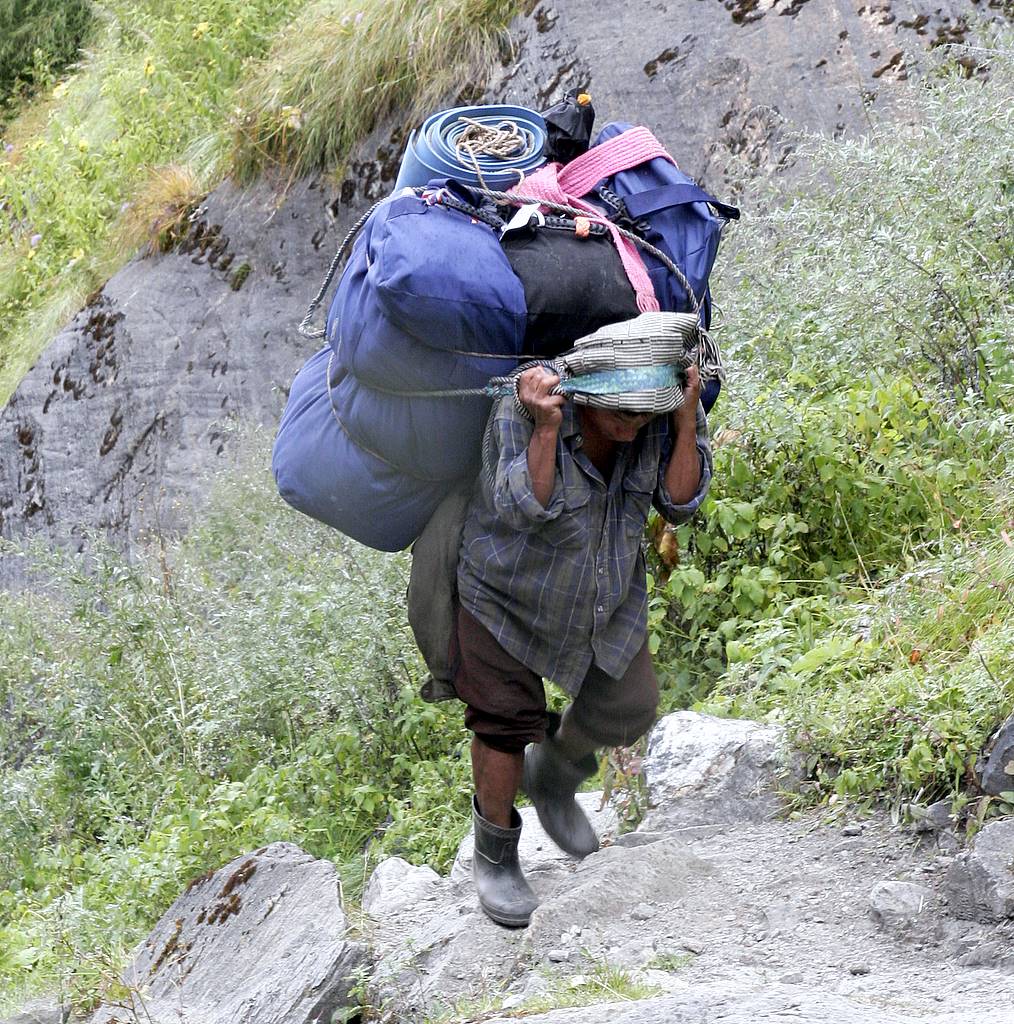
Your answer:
[501,221,641,358]
[541,90,596,163]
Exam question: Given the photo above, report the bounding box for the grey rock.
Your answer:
[642,711,800,827]
[502,972,551,1009]
[946,819,1014,922]
[980,714,1014,797]
[362,856,440,918]
[450,792,617,883]
[631,901,655,921]
[842,824,863,837]
[909,800,955,832]
[365,882,521,1018]
[525,839,716,956]
[0,1000,67,1024]
[955,940,1004,968]
[868,880,934,931]
[88,842,367,1024]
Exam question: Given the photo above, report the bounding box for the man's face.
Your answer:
[580,406,657,444]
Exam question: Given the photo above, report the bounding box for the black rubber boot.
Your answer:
[522,733,600,859]
[471,797,539,928]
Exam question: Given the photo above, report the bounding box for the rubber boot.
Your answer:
[471,797,539,928]
[522,733,600,859]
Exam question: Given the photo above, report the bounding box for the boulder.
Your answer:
[642,711,799,827]
[979,714,1014,797]
[523,838,716,959]
[362,856,441,918]
[88,842,367,1024]
[868,880,934,932]
[945,818,1014,923]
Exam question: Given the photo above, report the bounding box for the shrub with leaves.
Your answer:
[649,42,1014,808]
[706,539,1014,812]
[0,0,93,114]
[0,438,471,1009]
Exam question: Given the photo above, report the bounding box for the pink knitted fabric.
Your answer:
[509,126,677,313]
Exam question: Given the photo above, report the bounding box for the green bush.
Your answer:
[705,540,1014,811]
[648,42,1014,804]
[0,0,93,113]
[649,369,1009,699]
[0,439,471,1008]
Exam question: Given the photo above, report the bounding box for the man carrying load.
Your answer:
[452,313,713,927]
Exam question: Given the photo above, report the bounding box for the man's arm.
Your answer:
[516,366,565,508]
[663,366,703,505]
[481,368,567,530]
[655,366,713,525]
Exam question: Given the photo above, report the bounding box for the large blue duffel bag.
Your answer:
[272,346,453,552]
[274,188,527,549]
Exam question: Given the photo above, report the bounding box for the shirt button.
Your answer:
[596,604,605,613]
[597,566,604,575]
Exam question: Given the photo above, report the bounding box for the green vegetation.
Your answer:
[0,0,93,117]
[0,0,521,405]
[0,442,471,1011]
[231,0,519,181]
[647,44,1014,809]
[1,23,1013,1020]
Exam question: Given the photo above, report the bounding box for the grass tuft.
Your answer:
[229,0,520,182]
[114,164,205,256]
[0,0,524,405]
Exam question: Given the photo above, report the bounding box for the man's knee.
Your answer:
[568,648,659,748]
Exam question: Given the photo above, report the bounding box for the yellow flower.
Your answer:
[25,249,35,261]
[139,86,149,96]
[71,248,85,260]
[144,58,155,77]
[77,138,89,152]
[192,21,210,39]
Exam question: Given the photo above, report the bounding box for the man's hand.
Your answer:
[517,366,565,431]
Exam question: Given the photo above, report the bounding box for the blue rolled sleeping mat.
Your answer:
[272,190,527,551]
[394,105,547,190]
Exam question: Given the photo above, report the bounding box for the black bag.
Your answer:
[501,218,640,358]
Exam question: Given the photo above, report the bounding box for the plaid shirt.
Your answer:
[457,396,712,694]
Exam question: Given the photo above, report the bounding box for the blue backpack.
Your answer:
[591,122,739,344]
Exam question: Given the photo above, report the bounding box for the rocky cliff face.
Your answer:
[0,0,1005,583]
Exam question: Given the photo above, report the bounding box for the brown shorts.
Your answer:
[451,604,659,753]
